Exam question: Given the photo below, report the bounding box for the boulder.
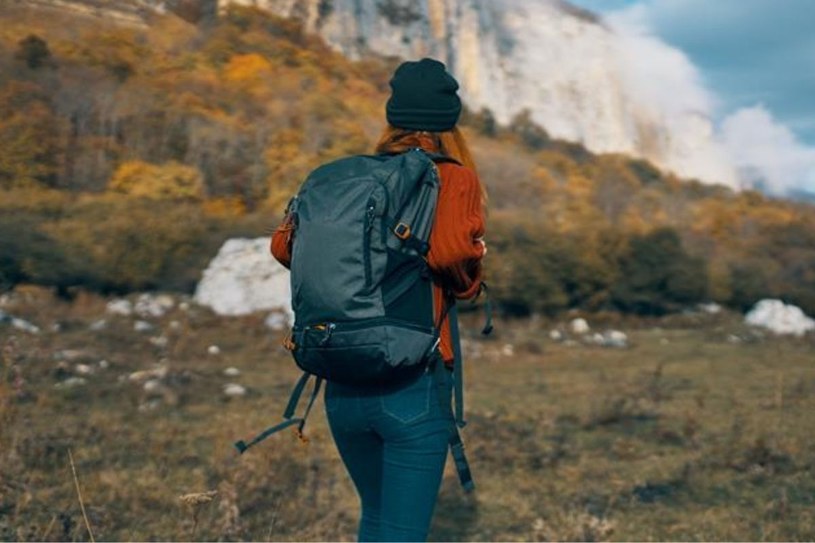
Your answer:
[745,299,815,337]
[224,383,247,398]
[134,293,175,318]
[106,299,133,316]
[194,238,293,320]
[570,318,590,334]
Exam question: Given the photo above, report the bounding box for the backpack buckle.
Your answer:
[394,222,411,240]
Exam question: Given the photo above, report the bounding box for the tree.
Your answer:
[14,35,51,69]
[109,160,205,200]
[612,228,708,315]
[509,109,549,150]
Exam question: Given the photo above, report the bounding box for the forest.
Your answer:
[1,4,814,317]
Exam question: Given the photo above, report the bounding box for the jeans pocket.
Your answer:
[381,373,432,424]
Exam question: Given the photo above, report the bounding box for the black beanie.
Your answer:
[386,58,462,132]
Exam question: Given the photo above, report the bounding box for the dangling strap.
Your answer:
[474,281,494,336]
[430,353,475,492]
[447,300,466,428]
[234,372,322,454]
[449,426,475,492]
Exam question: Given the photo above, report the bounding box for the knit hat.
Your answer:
[385,58,462,132]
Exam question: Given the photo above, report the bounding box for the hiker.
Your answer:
[269,58,487,542]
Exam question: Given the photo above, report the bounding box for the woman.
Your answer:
[270,58,487,542]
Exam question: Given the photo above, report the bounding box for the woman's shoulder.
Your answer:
[435,161,479,186]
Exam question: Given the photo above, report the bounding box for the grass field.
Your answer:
[1,287,814,541]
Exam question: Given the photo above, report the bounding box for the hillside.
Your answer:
[220,0,738,187]
[0,4,814,317]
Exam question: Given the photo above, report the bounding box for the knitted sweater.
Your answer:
[270,161,486,366]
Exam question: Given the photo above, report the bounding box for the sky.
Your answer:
[569,0,815,195]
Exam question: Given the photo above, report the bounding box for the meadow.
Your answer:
[1,286,813,541]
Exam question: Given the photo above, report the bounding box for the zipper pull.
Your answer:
[318,322,336,346]
[365,202,375,232]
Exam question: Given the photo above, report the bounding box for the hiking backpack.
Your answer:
[234,148,492,491]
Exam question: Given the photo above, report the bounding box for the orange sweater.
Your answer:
[270,161,486,366]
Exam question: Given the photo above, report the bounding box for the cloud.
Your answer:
[720,105,815,195]
[618,0,815,144]
[598,1,815,196]
[605,6,738,188]
[606,5,715,118]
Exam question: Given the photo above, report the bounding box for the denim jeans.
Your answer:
[324,357,455,542]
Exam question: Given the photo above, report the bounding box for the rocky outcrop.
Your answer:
[194,238,293,321]
[219,0,737,187]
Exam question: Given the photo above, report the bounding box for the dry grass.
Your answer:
[1,286,814,541]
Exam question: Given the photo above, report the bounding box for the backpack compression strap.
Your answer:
[234,372,323,454]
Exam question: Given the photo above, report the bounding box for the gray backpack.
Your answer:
[235,149,492,491]
[289,148,446,384]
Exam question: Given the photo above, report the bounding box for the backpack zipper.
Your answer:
[364,197,375,287]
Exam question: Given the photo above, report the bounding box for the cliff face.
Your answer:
[219,0,738,187]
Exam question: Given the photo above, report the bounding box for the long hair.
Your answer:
[374,125,488,206]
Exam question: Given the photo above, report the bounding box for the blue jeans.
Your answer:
[324,358,454,542]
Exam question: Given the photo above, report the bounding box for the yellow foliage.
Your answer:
[109,160,204,201]
[224,53,273,88]
[202,196,247,217]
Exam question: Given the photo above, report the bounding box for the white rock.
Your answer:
[50,322,62,333]
[264,311,290,331]
[727,334,743,344]
[194,238,294,319]
[89,319,107,331]
[169,320,182,331]
[134,320,154,332]
[149,335,169,348]
[570,318,590,334]
[55,377,86,389]
[0,310,40,334]
[106,299,133,316]
[74,364,94,376]
[603,330,628,348]
[98,359,110,369]
[208,345,221,356]
[179,302,190,312]
[224,383,247,397]
[501,343,515,357]
[223,367,241,377]
[549,329,563,341]
[589,332,605,345]
[135,293,175,318]
[143,379,164,394]
[745,299,815,337]
[128,366,168,383]
[699,302,723,314]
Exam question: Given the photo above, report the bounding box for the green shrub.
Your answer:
[612,227,709,315]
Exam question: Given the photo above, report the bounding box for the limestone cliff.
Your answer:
[219,0,738,187]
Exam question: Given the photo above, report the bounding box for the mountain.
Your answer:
[218,0,738,188]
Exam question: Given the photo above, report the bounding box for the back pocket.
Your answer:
[381,373,432,424]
